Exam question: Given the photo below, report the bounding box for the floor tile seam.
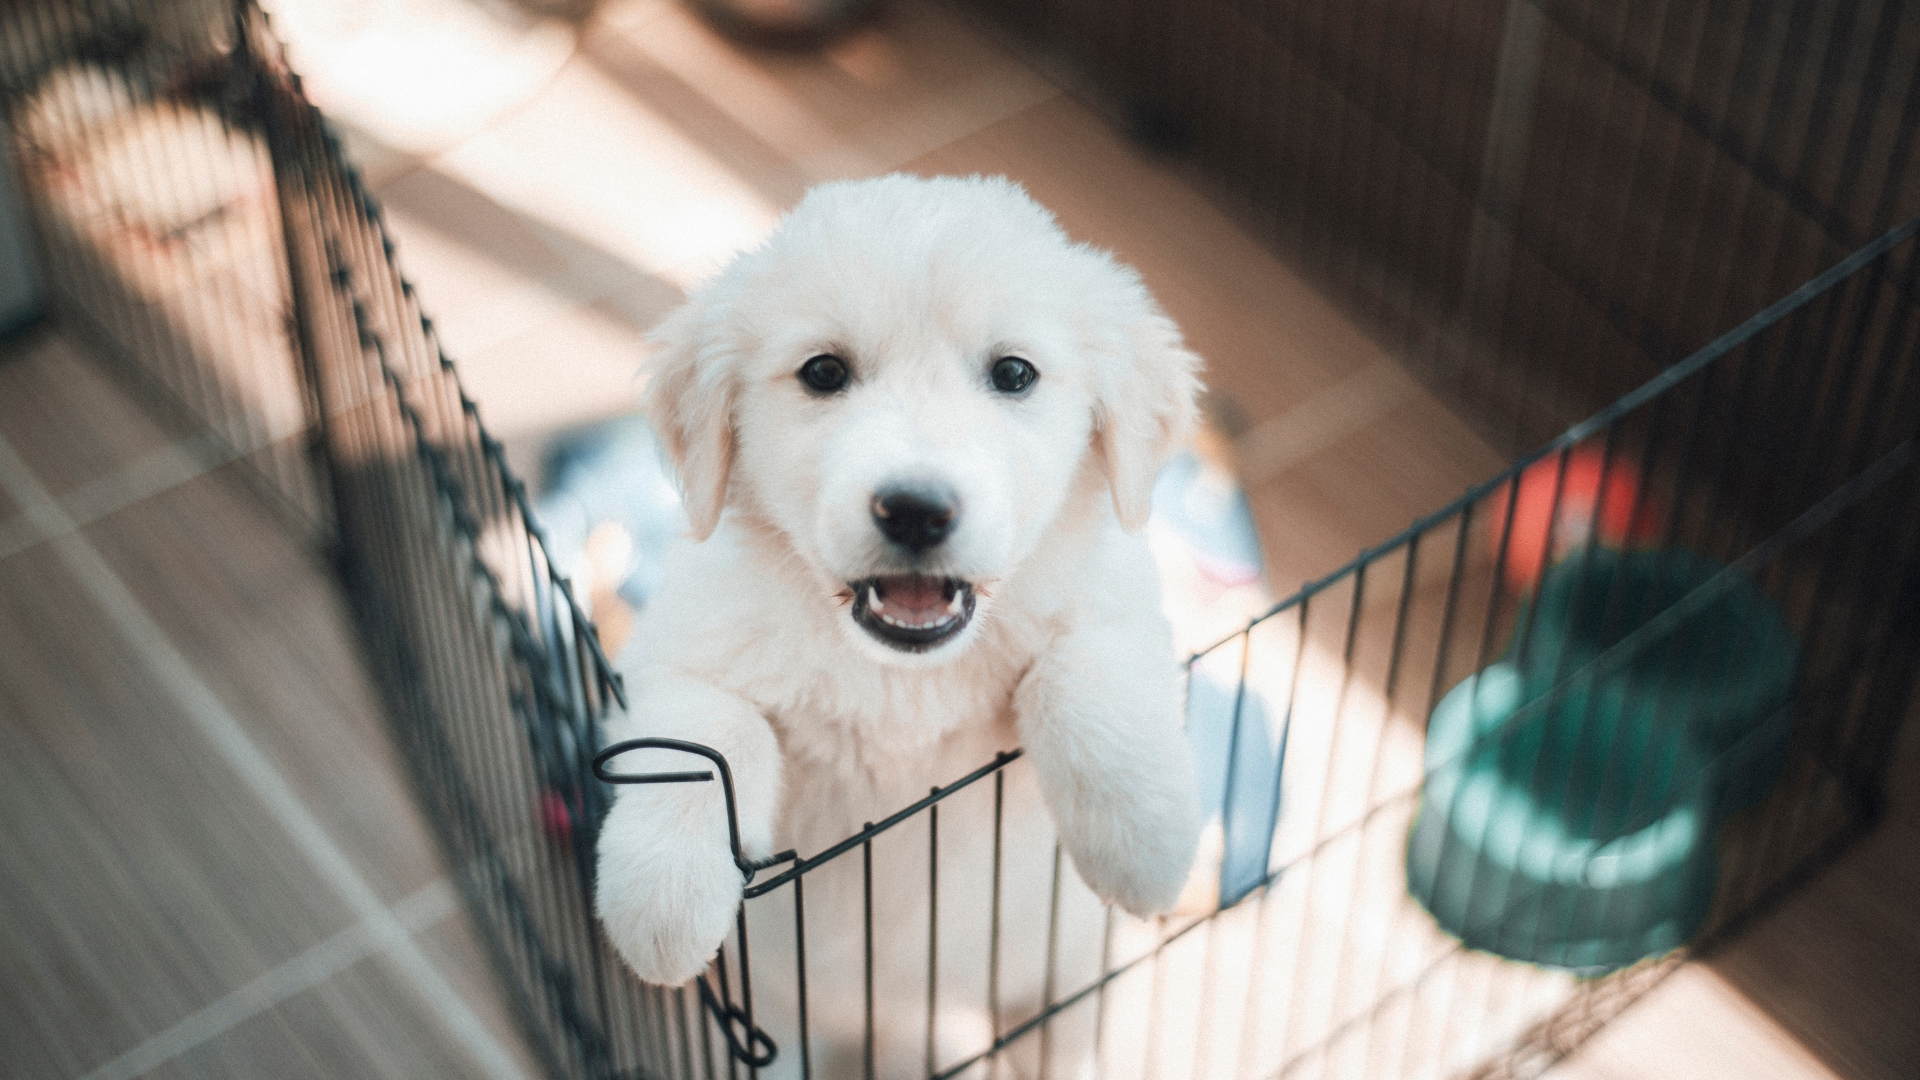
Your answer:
[362,163,656,366]
[0,420,293,565]
[636,86,1062,291]
[792,80,1064,183]
[1233,358,1423,486]
[376,55,1064,361]
[0,431,534,1080]
[386,17,590,201]
[338,6,588,197]
[75,879,460,1080]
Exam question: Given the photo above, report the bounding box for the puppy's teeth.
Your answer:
[868,585,885,613]
[947,590,964,615]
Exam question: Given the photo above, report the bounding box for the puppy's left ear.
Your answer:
[643,300,737,541]
[1093,302,1202,533]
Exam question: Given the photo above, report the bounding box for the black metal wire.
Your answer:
[593,738,799,883]
[862,832,876,1080]
[697,966,778,1070]
[923,799,938,1080]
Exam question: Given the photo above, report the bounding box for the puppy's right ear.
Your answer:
[643,302,736,541]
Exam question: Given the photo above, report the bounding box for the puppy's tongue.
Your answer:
[869,574,958,628]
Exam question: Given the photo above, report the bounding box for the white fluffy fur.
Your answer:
[595,176,1205,1016]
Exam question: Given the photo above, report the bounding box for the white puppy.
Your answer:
[595,176,1204,1026]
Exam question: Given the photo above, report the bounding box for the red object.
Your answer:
[1489,447,1664,590]
[541,789,575,845]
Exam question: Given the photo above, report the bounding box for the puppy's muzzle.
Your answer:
[871,484,959,552]
[854,484,975,652]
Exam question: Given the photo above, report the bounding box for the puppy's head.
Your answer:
[644,175,1198,662]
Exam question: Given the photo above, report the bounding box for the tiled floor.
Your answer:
[3,0,1917,1077]
[0,332,541,1080]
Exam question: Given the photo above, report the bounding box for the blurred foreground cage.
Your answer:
[3,2,1917,1080]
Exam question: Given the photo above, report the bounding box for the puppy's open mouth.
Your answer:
[848,574,976,652]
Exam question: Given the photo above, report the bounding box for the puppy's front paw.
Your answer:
[596,814,744,985]
[1060,775,1203,917]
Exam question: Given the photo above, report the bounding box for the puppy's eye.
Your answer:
[799,354,851,394]
[990,356,1038,395]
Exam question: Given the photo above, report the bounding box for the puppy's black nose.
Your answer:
[872,486,958,552]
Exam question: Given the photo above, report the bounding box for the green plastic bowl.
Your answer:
[1514,550,1798,811]
[1406,550,1797,972]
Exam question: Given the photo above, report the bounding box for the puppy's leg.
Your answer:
[596,665,783,985]
[1014,620,1202,917]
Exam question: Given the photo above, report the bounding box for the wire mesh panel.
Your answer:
[3,1,635,1074]
[1142,223,1920,1080]
[235,8,662,1078]
[952,0,1920,458]
[621,217,1920,1080]
[5,4,1918,1080]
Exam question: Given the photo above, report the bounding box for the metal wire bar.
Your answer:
[793,875,813,1080]
[987,770,1005,1080]
[924,801,938,1080]
[1039,843,1063,1080]
[744,751,1023,899]
[863,835,876,1080]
